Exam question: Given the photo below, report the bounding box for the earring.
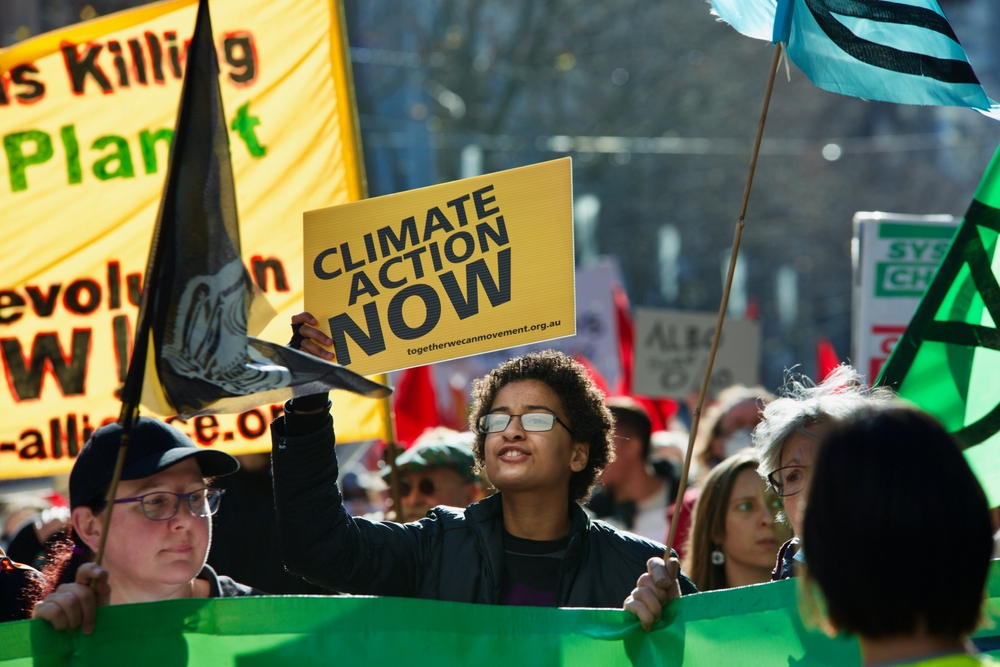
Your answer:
[711,548,725,566]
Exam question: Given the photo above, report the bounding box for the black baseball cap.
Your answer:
[70,417,240,509]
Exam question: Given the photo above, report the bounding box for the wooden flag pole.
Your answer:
[664,43,783,558]
[94,402,139,566]
[381,391,406,522]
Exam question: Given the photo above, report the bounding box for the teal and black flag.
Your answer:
[707,0,1000,117]
[122,0,389,419]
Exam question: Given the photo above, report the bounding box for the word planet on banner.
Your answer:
[304,158,576,375]
[633,307,761,399]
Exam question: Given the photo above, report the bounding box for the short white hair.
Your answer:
[752,365,895,480]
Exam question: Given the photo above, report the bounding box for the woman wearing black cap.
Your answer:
[33,417,261,634]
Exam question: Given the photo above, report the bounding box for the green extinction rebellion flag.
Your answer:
[879,145,1000,506]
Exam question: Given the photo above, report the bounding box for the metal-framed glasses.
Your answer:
[766,466,809,498]
[478,412,574,436]
[113,488,223,521]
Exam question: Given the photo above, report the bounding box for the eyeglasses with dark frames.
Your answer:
[478,412,574,436]
[766,465,809,498]
[113,488,223,521]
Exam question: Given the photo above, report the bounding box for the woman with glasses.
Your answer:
[751,365,893,580]
[272,314,695,620]
[33,418,260,634]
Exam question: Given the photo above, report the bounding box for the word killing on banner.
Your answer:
[1,30,258,105]
[312,184,511,366]
[2,31,266,194]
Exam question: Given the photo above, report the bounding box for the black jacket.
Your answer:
[198,564,264,597]
[271,410,697,607]
[1,547,43,623]
[771,537,800,581]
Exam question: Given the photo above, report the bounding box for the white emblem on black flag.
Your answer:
[127,0,389,419]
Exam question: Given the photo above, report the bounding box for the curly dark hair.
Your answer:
[468,350,614,502]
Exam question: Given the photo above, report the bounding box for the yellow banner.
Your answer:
[304,158,576,376]
[0,0,388,480]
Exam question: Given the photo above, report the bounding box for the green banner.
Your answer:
[878,144,1000,507]
[4,562,1000,666]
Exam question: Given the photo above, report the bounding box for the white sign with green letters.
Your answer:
[852,212,958,384]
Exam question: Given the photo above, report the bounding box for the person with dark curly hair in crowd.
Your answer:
[271,313,696,612]
[802,407,995,667]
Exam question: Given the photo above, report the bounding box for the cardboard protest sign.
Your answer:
[303,159,576,375]
[851,213,958,382]
[0,0,388,480]
[633,307,760,399]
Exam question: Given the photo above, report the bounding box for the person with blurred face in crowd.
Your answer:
[752,366,893,580]
[683,451,789,591]
[273,314,696,611]
[591,398,679,542]
[384,428,483,523]
[802,407,994,667]
[1,493,70,570]
[692,386,772,481]
[665,385,771,561]
[32,418,260,634]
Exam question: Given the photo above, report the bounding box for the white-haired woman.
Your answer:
[751,365,893,580]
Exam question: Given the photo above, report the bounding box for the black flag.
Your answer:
[122,0,389,419]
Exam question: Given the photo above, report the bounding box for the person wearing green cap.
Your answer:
[385,428,483,523]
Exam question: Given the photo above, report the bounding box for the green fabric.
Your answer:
[901,656,1000,667]
[879,144,1000,507]
[5,562,1000,666]
[0,580,848,666]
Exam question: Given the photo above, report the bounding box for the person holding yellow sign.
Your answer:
[271,313,696,613]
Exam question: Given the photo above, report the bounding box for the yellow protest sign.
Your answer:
[303,158,576,375]
[0,0,388,480]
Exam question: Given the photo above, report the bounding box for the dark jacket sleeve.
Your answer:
[270,410,440,597]
[5,521,43,567]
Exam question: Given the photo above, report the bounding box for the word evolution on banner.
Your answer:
[304,159,576,375]
[851,212,958,382]
[0,0,385,480]
[633,307,761,399]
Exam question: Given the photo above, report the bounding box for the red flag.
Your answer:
[634,396,680,432]
[393,365,440,447]
[816,337,841,382]
[574,354,611,397]
[444,380,470,432]
[610,285,680,430]
[613,284,635,396]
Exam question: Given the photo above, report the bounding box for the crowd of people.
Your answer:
[1,311,998,667]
